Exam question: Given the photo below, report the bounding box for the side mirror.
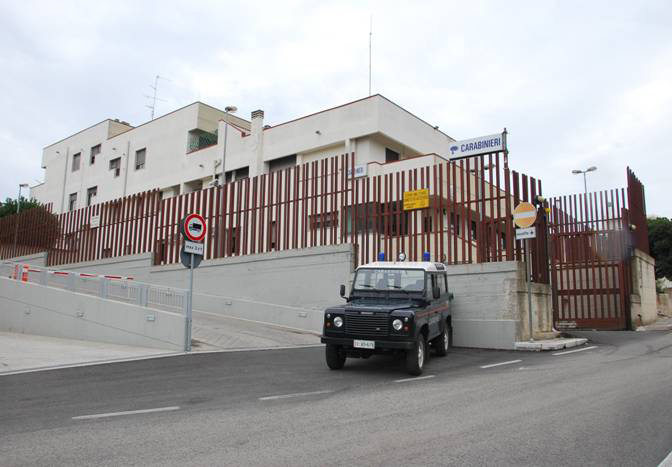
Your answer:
[433,286,440,300]
[448,292,454,301]
[340,284,346,298]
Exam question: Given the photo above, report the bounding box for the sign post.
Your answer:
[180,213,206,352]
[513,202,537,342]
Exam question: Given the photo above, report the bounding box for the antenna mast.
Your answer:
[368,16,373,96]
[145,75,169,120]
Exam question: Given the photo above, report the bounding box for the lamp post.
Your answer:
[218,105,238,186]
[13,183,29,258]
[572,166,597,195]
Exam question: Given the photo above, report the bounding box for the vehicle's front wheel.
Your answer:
[325,344,346,370]
[405,335,426,376]
[433,325,450,357]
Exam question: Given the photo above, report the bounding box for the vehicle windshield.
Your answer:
[353,268,425,292]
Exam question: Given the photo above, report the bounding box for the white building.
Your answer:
[31,95,457,213]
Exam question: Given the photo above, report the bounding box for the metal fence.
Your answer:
[0,152,550,279]
[546,167,649,330]
[0,261,188,315]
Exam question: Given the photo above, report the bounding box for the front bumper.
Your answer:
[321,336,414,350]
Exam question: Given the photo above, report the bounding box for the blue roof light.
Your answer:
[422,251,430,261]
[378,252,385,261]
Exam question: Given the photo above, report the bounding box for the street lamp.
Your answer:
[13,183,29,258]
[572,166,597,195]
[217,105,238,186]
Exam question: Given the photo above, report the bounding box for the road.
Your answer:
[1,330,671,466]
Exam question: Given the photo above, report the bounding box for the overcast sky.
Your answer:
[1,0,670,216]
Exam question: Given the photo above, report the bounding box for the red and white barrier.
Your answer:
[6,262,134,282]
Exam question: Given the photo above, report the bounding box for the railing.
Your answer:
[0,261,188,315]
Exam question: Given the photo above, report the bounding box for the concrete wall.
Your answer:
[657,293,672,317]
[630,249,657,326]
[0,277,184,350]
[446,261,553,349]
[50,244,356,333]
[44,246,553,349]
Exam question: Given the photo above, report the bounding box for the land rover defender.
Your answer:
[321,257,453,376]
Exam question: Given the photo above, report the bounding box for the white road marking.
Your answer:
[72,406,180,420]
[658,448,672,467]
[480,359,522,369]
[259,390,334,401]
[394,375,436,383]
[552,345,597,356]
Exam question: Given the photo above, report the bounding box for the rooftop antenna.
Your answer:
[368,15,373,96]
[145,75,170,120]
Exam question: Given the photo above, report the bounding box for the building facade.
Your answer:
[31,95,457,214]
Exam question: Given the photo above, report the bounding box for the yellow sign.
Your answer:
[512,202,537,228]
[403,189,430,211]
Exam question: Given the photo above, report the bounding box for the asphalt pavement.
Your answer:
[1,330,671,466]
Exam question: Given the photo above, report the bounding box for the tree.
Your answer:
[0,197,40,218]
[648,217,672,279]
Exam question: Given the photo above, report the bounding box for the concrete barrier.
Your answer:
[446,261,554,349]
[0,277,184,351]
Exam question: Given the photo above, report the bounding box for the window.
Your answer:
[353,268,425,292]
[68,192,77,211]
[135,148,146,170]
[187,129,217,152]
[234,167,249,180]
[110,157,121,177]
[310,211,339,231]
[269,154,297,173]
[385,148,400,163]
[86,186,97,206]
[90,144,101,165]
[72,152,81,172]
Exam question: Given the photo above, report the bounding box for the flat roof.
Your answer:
[265,94,455,141]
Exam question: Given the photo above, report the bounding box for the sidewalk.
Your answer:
[0,312,321,375]
[0,332,174,375]
[636,316,672,332]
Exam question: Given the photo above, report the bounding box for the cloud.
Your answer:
[0,0,670,217]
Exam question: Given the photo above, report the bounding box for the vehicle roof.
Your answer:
[357,261,446,272]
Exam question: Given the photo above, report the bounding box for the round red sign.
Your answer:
[182,213,206,242]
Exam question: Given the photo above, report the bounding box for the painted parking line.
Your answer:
[552,345,597,356]
[259,390,334,401]
[72,406,180,420]
[394,375,436,383]
[480,359,522,369]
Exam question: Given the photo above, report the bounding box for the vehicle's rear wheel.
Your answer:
[433,325,450,357]
[325,344,346,370]
[405,334,426,376]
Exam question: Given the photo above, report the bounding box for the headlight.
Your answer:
[334,316,343,328]
[392,319,403,331]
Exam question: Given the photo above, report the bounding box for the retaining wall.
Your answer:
[0,277,184,350]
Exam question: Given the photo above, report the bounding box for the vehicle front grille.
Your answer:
[345,312,389,337]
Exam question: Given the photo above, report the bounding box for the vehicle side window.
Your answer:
[439,273,447,295]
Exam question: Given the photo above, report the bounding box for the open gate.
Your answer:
[547,168,647,331]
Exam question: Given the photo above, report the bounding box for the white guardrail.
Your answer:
[1,262,188,315]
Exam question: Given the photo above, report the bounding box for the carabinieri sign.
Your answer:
[448,132,506,160]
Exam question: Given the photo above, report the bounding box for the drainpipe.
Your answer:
[60,147,70,213]
[123,141,130,197]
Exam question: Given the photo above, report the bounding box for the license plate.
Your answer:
[353,339,375,350]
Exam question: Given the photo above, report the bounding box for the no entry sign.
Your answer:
[181,213,207,242]
[512,202,537,229]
